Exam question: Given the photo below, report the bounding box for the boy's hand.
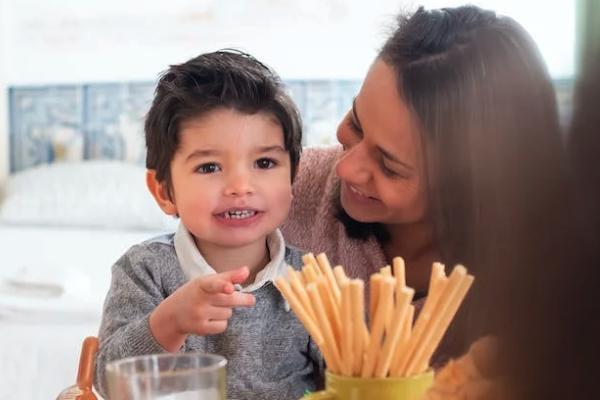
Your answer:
[149,266,255,351]
[185,267,256,335]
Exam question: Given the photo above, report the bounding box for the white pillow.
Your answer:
[0,161,178,231]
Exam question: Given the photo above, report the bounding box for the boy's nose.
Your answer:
[224,171,254,197]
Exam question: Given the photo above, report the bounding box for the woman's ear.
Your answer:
[146,170,178,216]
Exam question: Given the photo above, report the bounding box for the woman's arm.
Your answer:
[282,146,341,250]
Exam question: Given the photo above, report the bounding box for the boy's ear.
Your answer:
[146,170,178,216]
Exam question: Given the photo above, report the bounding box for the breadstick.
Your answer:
[392,304,415,376]
[306,282,343,373]
[393,257,406,291]
[316,277,343,345]
[350,279,367,375]
[380,265,392,277]
[394,263,448,375]
[379,266,393,333]
[302,263,320,284]
[403,305,415,340]
[361,277,395,377]
[333,265,348,287]
[403,265,467,376]
[392,257,406,344]
[412,274,474,374]
[340,282,354,376]
[316,253,342,305]
[296,269,307,285]
[375,287,414,378]
[302,253,321,275]
[287,266,317,322]
[430,262,447,294]
[389,303,416,376]
[274,278,324,346]
[369,274,382,327]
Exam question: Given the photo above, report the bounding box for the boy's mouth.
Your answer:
[216,209,259,220]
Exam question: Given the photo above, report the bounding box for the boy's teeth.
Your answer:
[223,210,256,219]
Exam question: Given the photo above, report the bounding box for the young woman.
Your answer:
[282,5,573,361]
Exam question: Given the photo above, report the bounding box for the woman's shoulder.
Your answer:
[283,145,342,251]
[293,145,341,195]
[299,145,342,171]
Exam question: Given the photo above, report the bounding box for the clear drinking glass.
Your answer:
[105,352,226,400]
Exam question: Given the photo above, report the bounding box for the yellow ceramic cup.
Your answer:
[303,370,434,400]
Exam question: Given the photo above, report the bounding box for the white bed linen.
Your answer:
[0,224,170,399]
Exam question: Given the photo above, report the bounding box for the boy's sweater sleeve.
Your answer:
[94,251,169,397]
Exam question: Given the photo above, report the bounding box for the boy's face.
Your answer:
[166,108,292,250]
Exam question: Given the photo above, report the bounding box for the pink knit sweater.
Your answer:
[281,146,387,282]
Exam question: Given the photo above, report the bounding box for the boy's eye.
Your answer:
[255,158,277,169]
[196,163,221,174]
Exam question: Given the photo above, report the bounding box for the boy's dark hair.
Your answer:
[145,49,302,195]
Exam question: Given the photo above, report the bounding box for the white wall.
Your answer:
[420,0,575,79]
[2,0,575,84]
[1,0,405,84]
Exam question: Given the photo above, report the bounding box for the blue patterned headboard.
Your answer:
[9,80,361,173]
[9,79,573,173]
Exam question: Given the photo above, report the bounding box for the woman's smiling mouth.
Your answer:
[348,184,378,200]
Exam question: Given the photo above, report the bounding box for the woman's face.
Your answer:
[335,59,427,226]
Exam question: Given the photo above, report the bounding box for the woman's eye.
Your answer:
[255,158,277,169]
[196,163,221,174]
[379,159,399,178]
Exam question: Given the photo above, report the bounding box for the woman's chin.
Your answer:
[340,198,379,223]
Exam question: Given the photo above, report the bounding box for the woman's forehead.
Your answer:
[355,59,422,166]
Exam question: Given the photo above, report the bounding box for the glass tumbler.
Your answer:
[106,352,226,400]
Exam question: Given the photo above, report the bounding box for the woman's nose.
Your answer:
[335,142,371,184]
[224,170,254,197]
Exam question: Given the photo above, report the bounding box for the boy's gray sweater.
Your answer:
[95,234,323,400]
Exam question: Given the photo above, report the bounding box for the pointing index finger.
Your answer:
[199,266,250,294]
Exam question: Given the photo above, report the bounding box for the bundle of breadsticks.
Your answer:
[274,253,474,378]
